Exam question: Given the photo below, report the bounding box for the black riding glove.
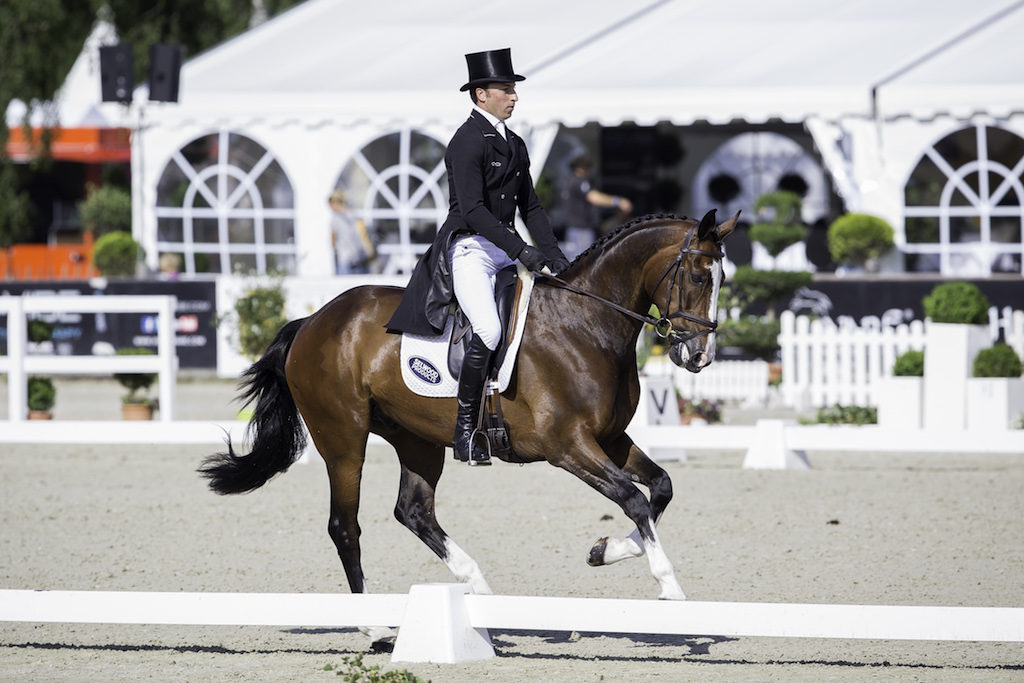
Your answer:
[545,255,570,276]
[517,245,547,273]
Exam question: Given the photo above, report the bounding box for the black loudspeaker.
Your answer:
[99,44,134,103]
[148,44,184,102]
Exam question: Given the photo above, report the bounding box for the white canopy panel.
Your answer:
[160,0,1024,128]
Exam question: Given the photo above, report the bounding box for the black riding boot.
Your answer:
[453,333,493,466]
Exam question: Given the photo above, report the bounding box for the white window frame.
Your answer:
[338,127,448,275]
[154,130,298,275]
[902,123,1024,276]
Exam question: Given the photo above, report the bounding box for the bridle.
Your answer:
[539,223,724,346]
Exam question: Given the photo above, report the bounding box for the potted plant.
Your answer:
[677,396,723,425]
[921,282,990,430]
[876,349,924,429]
[966,343,1024,430]
[114,348,157,420]
[92,230,142,277]
[27,376,56,419]
[827,212,894,273]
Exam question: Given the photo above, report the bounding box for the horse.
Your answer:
[199,210,736,642]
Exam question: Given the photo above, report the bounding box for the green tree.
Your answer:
[1,0,302,243]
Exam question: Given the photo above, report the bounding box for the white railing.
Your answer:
[0,295,178,421]
[2,584,1021,665]
[779,307,1024,410]
[643,357,771,407]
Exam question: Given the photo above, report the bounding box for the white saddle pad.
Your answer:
[400,269,535,398]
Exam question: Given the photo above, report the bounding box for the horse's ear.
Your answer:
[714,210,741,241]
[697,209,717,240]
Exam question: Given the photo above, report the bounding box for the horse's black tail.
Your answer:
[198,317,309,495]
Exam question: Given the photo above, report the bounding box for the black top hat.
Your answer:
[460,48,526,92]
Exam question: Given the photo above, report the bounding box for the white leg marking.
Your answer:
[443,538,493,595]
[358,586,398,643]
[601,528,645,564]
[641,523,686,600]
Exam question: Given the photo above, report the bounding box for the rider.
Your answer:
[386,47,569,466]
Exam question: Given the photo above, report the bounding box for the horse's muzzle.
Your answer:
[669,342,712,373]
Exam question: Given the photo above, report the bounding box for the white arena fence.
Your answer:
[0,295,179,421]
[2,584,1022,664]
[775,307,1024,411]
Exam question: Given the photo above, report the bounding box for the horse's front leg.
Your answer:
[551,437,685,601]
[588,437,673,567]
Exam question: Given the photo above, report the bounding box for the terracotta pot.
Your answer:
[27,410,53,420]
[121,403,154,421]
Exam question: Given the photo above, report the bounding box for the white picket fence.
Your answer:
[646,307,1024,411]
[779,307,1024,411]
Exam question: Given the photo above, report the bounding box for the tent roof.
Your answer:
[163,0,1024,127]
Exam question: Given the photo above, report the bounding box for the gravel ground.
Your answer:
[1,380,1023,681]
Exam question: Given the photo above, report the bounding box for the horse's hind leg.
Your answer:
[589,436,673,567]
[388,430,493,595]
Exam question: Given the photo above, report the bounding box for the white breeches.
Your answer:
[449,235,514,351]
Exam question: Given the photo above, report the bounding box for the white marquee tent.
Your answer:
[130,0,1024,277]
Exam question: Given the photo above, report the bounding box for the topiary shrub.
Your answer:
[751,191,805,257]
[716,315,781,361]
[973,344,1023,378]
[922,282,990,325]
[78,184,131,236]
[27,376,56,412]
[892,349,925,377]
[92,230,140,277]
[730,266,813,310]
[753,190,803,224]
[827,213,894,267]
[749,222,806,257]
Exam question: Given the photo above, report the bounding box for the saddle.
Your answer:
[447,265,524,463]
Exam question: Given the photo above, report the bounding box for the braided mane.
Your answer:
[563,213,694,275]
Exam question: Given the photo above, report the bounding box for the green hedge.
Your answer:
[973,344,1023,378]
[922,282,990,325]
[827,213,894,265]
[92,230,140,277]
[892,349,924,377]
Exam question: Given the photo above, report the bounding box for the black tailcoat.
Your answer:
[386,110,560,335]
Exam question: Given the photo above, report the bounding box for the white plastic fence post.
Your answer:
[157,296,177,422]
[390,584,494,664]
[8,297,27,421]
[742,419,810,470]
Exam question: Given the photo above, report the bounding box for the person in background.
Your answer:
[560,154,632,260]
[329,190,377,274]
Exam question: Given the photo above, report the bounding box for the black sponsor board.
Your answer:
[0,280,217,369]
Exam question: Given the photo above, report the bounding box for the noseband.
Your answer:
[540,223,724,346]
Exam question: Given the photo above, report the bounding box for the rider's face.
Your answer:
[476,82,518,121]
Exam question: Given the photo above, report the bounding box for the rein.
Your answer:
[539,223,724,346]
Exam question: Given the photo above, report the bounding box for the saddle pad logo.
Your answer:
[408,356,441,385]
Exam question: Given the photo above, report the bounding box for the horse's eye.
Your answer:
[690,272,707,286]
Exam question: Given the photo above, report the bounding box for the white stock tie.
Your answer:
[495,120,507,140]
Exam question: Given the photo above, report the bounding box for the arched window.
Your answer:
[333,128,448,274]
[903,124,1024,275]
[154,131,297,275]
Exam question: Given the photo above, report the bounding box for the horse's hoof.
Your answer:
[587,537,608,567]
[361,625,397,652]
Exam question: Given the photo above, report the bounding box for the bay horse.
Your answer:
[199,210,735,637]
